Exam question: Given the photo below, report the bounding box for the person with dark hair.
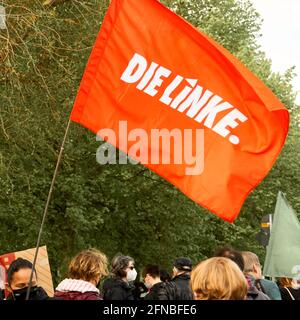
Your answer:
[161,257,194,300]
[160,268,172,283]
[6,258,49,300]
[102,254,136,300]
[142,265,166,300]
[213,246,245,271]
[54,249,108,300]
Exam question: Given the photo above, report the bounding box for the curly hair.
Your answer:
[68,249,108,282]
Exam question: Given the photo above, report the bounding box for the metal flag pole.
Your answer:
[25,118,72,300]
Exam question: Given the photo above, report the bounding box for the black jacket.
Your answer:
[162,273,194,300]
[6,286,51,301]
[144,282,168,300]
[280,287,300,300]
[102,277,135,300]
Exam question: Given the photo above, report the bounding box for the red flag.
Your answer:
[70,0,289,222]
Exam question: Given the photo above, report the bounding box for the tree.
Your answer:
[0,0,298,285]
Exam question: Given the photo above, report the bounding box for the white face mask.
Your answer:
[126,268,137,282]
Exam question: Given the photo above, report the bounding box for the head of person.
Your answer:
[142,265,161,289]
[6,258,38,300]
[173,257,192,277]
[111,254,137,282]
[213,246,244,271]
[191,257,248,300]
[160,268,172,282]
[241,251,262,279]
[68,248,108,286]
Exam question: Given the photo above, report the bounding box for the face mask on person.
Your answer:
[11,286,38,300]
[126,268,137,282]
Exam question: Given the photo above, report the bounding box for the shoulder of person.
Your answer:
[247,286,270,300]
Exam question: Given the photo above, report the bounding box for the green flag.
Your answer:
[263,191,300,278]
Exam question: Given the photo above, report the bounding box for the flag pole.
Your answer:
[26,118,72,300]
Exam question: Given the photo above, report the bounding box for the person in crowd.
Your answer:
[214,246,245,271]
[0,264,5,300]
[162,257,194,300]
[160,268,172,283]
[132,277,148,300]
[191,257,248,300]
[6,258,49,300]
[214,246,269,300]
[142,264,167,300]
[102,254,136,300]
[242,251,281,300]
[278,277,300,300]
[54,248,108,300]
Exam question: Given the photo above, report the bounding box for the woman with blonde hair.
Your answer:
[55,248,108,300]
[191,257,248,300]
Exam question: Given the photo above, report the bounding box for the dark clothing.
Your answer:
[144,282,168,300]
[246,275,270,300]
[161,273,193,300]
[6,286,50,301]
[132,281,148,300]
[280,287,300,300]
[54,291,102,300]
[102,277,135,300]
[247,286,270,300]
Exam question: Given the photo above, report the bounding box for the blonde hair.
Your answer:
[241,251,260,273]
[68,249,108,282]
[191,257,248,300]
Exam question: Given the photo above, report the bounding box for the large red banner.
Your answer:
[70,0,289,222]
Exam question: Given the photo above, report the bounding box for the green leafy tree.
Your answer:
[0,0,298,285]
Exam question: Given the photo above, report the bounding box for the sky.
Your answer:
[250,0,300,105]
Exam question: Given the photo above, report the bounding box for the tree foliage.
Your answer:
[0,0,299,285]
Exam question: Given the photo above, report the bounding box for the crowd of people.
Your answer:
[1,246,300,300]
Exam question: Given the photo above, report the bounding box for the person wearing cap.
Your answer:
[161,257,194,300]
